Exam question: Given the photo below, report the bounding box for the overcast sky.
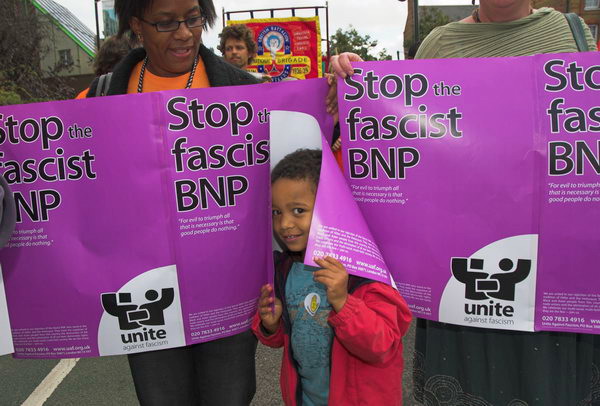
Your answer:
[53,0,474,57]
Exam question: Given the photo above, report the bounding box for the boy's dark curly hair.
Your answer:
[271,149,322,190]
[217,24,257,65]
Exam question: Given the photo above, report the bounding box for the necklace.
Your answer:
[471,7,533,22]
[137,54,200,93]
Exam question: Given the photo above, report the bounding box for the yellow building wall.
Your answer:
[39,14,95,77]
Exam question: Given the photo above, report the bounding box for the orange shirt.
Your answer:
[76,57,210,99]
[126,58,210,93]
[76,88,89,99]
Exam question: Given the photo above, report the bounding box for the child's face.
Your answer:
[271,178,316,253]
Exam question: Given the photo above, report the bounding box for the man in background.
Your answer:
[218,24,256,70]
[218,24,271,82]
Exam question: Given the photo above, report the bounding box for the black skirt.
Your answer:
[413,318,600,405]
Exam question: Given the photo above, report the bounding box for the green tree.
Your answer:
[0,0,73,105]
[405,7,451,51]
[0,88,22,106]
[329,26,392,61]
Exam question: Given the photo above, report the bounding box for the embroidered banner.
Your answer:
[228,17,323,81]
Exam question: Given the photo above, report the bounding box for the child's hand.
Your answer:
[331,137,342,152]
[258,284,282,335]
[313,256,349,312]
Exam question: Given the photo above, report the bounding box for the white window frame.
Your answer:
[58,49,73,66]
[584,0,599,10]
[588,24,598,41]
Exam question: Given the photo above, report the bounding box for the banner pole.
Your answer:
[325,1,330,60]
[94,0,100,51]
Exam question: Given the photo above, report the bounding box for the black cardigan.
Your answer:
[87,44,258,97]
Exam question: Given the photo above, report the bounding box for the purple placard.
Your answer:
[159,86,272,347]
[160,80,331,345]
[0,78,332,358]
[338,57,540,332]
[337,53,599,334]
[1,96,174,358]
[535,52,600,334]
[305,136,394,286]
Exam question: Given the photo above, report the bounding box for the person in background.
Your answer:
[76,35,136,98]
[329,2,598,404]
[218,24,272,83]
[93,35,136,77]
[218,24,256,70]
[80,0,259,405]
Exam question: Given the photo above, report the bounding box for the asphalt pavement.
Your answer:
[0,322,416,406]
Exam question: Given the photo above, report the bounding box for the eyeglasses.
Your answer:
[139,15,205,32]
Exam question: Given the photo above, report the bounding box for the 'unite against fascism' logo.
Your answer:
[101,288,174,344]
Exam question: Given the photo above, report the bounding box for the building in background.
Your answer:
[31,0,96,91]
[102,0,118,37]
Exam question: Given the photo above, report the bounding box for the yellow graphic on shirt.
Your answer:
[310,296,318,312]
[304,293,321,317]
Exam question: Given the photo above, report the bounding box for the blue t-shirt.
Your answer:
[285,262,334,406]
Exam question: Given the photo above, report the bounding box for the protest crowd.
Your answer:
[0,0,598,405]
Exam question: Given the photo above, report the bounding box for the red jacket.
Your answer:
[252,257,412,405]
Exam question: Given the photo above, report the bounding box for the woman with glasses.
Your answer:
[82,0,257,96]
[83,1,258,405]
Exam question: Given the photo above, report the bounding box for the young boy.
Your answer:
[252,149,412,406]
